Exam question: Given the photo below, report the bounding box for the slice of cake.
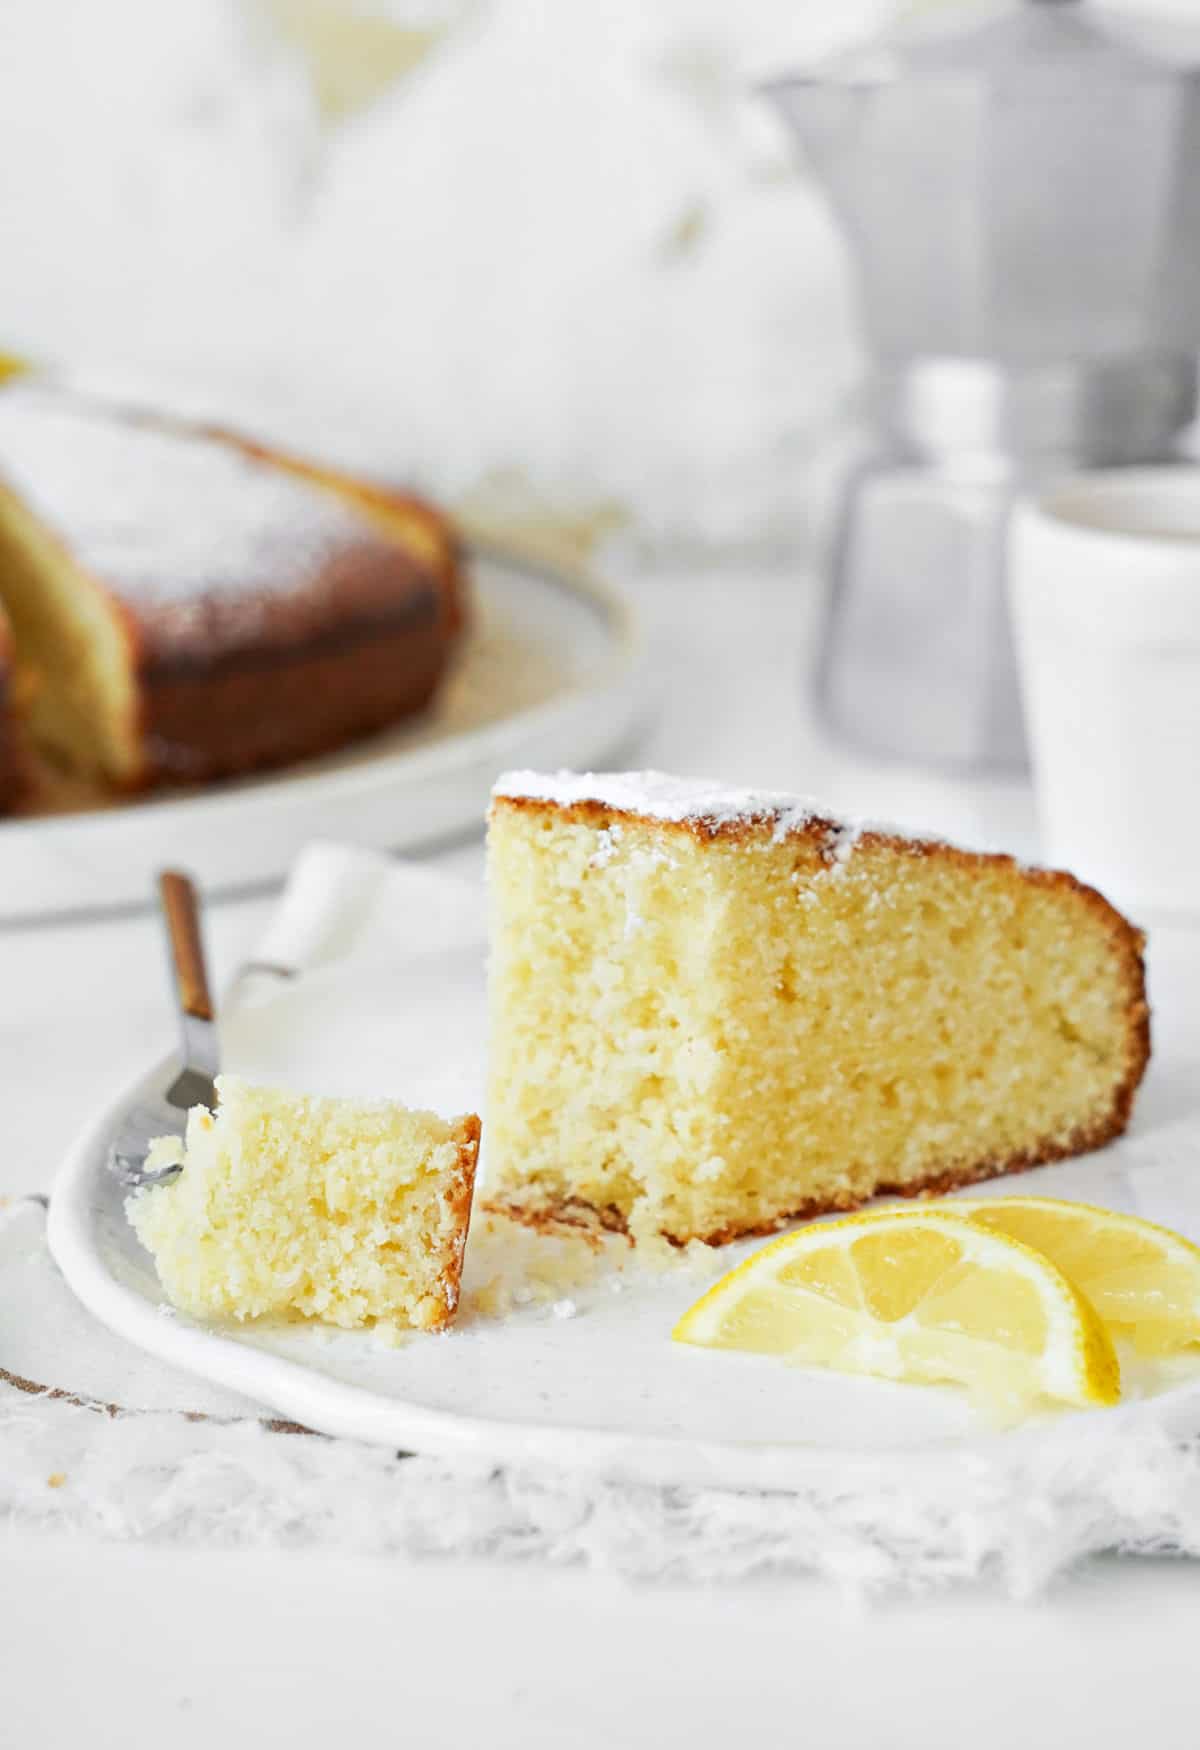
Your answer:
[0,382,465,806]
[485,771,1150,1245]
[128,1076,481,1330]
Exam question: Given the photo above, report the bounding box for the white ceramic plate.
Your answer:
[0,531,646,922]
[47,907,1200,1492]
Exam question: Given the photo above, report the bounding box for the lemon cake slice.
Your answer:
[485,770,1150,1245]
[128,1076,481,1330]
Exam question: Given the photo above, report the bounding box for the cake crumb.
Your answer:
[627,1206,721,1276]
[46,1472,66,1489]
[369,1322,412,1351]
[470,1276,508,1319]
[460,1211,626,1322]
[550,1298,578,1320]
[145,1133,185,1175]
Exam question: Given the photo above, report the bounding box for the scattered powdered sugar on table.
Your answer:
[0,385,376,605]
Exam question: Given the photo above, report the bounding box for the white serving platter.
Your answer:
[47,878,1200,1493]
[0,530,646,921]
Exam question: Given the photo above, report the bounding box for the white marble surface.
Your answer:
[4,565,1200,1748]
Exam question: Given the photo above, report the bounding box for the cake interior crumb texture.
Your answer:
[485,773,1150,1245]
[128,1076,481,1331]
[0,482,137,781]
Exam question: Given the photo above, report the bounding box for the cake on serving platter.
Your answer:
[484,770,1150,1246]
[0,382,465,811]
[128,1076,481,1331]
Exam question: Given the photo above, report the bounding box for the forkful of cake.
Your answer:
[111,866,482,1332]
[108,869,218,1190]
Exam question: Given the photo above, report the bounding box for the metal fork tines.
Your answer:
[108,870,219,1190]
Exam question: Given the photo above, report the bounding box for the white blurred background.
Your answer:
[0,0,1194,552]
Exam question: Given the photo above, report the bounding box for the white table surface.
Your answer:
[4,566,1198,1749]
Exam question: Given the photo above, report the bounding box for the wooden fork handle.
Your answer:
[159,869,214,1022]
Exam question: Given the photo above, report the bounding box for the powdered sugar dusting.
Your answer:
[494,769,906,850]
[0,385,375,606]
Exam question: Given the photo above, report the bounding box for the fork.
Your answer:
[108,870,219,1189]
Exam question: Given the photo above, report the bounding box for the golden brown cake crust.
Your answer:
[433,1113,483,1327]
[487,792,1151,1247]
[0,699,25,810]
[115,433,467,787]
[0,614,25,811]
[123,579,452,785]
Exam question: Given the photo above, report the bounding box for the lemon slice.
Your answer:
[952,1197,1200,1356]
[673,1209,1120,1409]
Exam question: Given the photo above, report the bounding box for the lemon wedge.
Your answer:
[672,1209,1120,1410]
[953,1197,1200,1356]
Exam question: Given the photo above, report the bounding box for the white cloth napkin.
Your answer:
[6,842,1200,1600]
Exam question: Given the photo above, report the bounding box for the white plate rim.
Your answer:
[47,1061,1200,1493]
[0,527,650,919]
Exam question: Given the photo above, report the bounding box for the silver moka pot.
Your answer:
[765,0,1200,771]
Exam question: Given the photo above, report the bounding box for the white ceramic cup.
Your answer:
[1010,467,1200,919]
